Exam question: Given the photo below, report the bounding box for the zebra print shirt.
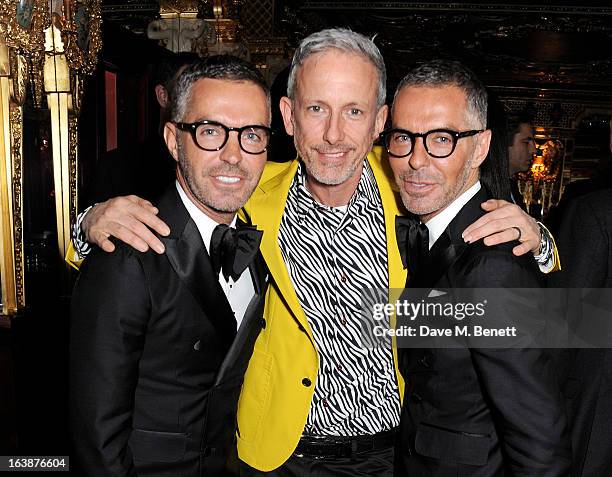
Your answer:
[278,160,401,436]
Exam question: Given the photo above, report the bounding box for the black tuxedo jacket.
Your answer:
[548,189,612,477]
[70,185,268,476]
[397,187,571,477]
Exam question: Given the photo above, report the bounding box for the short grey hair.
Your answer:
[171,55,271,123]
[393,60,488,128]
[287,28,387,108]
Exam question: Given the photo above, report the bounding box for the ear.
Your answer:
[155,85,169,109]
[373,104,389,139]
[164,122,179,163]
[279,96,295,136]
[472,129,492,169]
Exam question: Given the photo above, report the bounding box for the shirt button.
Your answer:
[322,399,329,408]
[336,364,343,371]
[340,318,347,326]
[302,378,312,387]
[340,275,347,283]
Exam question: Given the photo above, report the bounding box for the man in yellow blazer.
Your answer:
[235,147,407,474]
[69,30,557,476]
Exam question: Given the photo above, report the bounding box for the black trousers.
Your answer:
[240,447,394,477]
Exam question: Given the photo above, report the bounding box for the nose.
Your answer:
[408,137,431,171]
[219,131,243,165]
[323,112,344,144]
[528,140,536,156]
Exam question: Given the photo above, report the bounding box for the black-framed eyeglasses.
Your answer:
[174,120,272,155]
[380,128,484,159]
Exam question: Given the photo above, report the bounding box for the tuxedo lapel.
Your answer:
[157,186,237,355]
[215,252,268,385]
[424,231,465,288]
[416,187,490,288]
[445,187,491,246]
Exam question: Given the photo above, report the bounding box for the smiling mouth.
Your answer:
[403,180,437,193]
[315,147,354,161]
[214,175,242,184]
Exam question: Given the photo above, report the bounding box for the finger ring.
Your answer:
[512,226,522,241]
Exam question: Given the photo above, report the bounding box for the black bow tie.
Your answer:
[210,224,263,281]
[395,215,430,283]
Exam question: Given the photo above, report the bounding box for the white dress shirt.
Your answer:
[424,181,482,250]
[423,181,553,273]
[175,181,255,329]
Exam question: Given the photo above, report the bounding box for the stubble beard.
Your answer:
[400,158,474,218]
[293,137,362,186]
[177,139,253,214]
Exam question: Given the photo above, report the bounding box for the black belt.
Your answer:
[294,428,397,458]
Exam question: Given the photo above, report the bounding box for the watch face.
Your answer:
[75,3,90,52]
[16,0,35,30]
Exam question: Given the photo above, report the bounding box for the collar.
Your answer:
[292,159,380,215]
[424,181,481,249]
[175,180,237,253]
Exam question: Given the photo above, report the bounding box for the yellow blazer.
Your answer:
[236,146,407,471]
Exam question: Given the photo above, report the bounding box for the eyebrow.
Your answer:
[190,117,270,127]
[392,124,463,131]
[301,98,370,108]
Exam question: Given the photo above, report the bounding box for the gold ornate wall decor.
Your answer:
[9,102,24,310]
[244,37,290,84]
[0,1,100,315]
[44,20,72,261]
[149,0,210,54]
[0,38,17,317]
[0,0,48,51]
[42,1,101,264]
[0,2,49,317]
[8,49,26,310]
[159,0,199,15]
[0,0,49,104]
[9,51,28,106]
[68,72,82,117]
[61,0,102,76]
[517,134,564,217]
[68,115,78,227]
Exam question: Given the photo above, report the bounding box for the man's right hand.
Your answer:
[82,195,170,254]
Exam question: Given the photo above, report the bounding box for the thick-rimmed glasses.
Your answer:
[174,120,272,155]
[380,128,484,159]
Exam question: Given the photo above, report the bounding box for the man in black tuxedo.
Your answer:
[70,56,272,476]
[549,190,612,476]
[381,60,570,476]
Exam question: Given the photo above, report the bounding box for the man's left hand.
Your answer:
[462,199,540,256]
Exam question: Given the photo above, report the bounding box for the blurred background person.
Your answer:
[507,110,536,211]
[84,52,199,206]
